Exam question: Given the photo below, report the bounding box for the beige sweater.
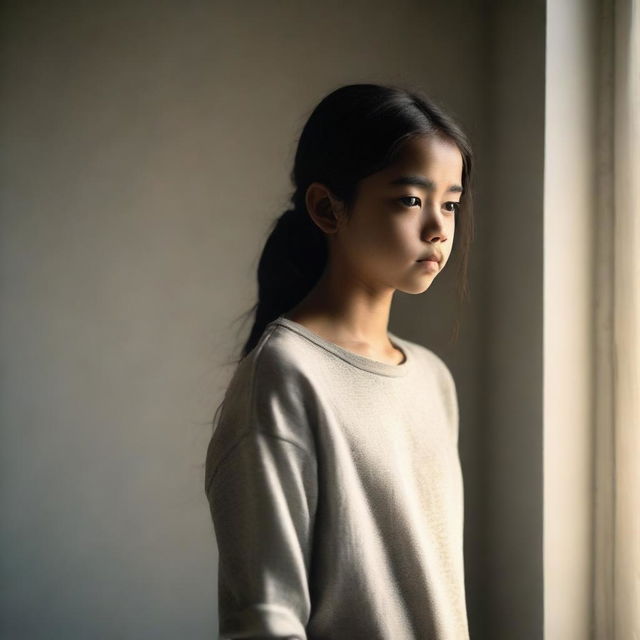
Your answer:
[204,315,469,639]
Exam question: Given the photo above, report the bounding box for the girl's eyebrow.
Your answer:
[389,175,464,194]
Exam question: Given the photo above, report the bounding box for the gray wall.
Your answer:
[1,1,551,638]
[480,0,546,637]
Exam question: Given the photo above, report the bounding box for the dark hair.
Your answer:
[234,82,474,362]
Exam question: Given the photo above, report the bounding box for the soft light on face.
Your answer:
[332,134,464,295]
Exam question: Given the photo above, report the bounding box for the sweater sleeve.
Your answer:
[204,354,318,640]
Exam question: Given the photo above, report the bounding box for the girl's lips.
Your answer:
[416,259,439,271]
[416,252,441,262]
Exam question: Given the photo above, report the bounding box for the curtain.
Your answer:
[593,0,639,637]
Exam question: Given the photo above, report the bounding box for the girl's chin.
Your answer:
[398,278,436,295]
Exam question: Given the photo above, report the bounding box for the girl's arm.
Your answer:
[205,367,318,640]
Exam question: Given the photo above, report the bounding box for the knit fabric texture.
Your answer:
[204,315,470,639]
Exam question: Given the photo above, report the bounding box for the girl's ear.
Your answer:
[304,182,344,235]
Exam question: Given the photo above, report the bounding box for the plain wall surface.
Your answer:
[0,1,558,638]
[480,1,546,638]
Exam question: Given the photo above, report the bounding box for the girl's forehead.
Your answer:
[392,135,461,167]
[371,138,462,184]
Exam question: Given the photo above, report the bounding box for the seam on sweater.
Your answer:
[207,429,313,491]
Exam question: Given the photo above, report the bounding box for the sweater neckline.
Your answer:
[271,315,411,377]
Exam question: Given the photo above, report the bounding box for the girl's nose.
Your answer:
[421,207,448,242]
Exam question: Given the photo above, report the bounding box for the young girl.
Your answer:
[204,83,474,640]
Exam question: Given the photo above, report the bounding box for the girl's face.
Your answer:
[332,134,463,294]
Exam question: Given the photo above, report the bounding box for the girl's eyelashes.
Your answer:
[398,196,461,214]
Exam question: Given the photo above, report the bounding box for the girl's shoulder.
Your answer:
[220,317,333,431]
[205,321,320,490]
[232,318,318,391]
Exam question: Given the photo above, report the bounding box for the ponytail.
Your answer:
[240,204,327,358]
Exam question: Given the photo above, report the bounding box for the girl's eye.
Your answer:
[399,196,421,207]
[444,201,461,215]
